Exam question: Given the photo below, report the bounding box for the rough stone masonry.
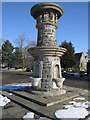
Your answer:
[28,3,67,96]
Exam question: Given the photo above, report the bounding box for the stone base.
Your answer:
[1,87,89,119]
[28,88,66,97]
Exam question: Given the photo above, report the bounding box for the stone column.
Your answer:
[36,12,57,47]
[29,3,66,93]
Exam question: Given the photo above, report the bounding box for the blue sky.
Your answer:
[2,2,88,55]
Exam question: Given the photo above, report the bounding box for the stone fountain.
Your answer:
[28,3,67,96]
[1,3,89,119]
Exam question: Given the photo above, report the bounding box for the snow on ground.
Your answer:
[6,83,32,86]
[73,97,85,100]
[82,101,90,108]
[1,68,23,71]
[68,101,76,105]
[0,94,10,107]
[22,112,34,119]
[22,96,90,119]
[22,112,50,120]
[0,83,89,119]
[64,101,90,109]
[8,93,13,95]
[55,97,90,119]
[63,105,73,109]
[55,107,89,119]
[0,83,32,107]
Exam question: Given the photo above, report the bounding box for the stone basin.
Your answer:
[54,78,65,88]
[30,77,41,88]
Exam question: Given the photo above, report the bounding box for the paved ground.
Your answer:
[63,74,89,90]
[0,71,90,119]
[1,89,89,119]
[2,100,30,119]
[1,71,32,85]
[1,71,89,90]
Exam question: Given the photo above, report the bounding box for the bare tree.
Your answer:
[15,32,28,52]
[15,32,29,68]
[15,33,36,68]
[24,40,36,68]
[24,40,36,58]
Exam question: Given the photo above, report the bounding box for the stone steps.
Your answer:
[1,91,54,119]
[7,90,81,107]
[1,90,88,119]
[9,90,47,106]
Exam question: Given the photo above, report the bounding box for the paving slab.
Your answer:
[1,87,89,119]
[1,100,30,119]
[9,90,81,107]
[1,91,53,119]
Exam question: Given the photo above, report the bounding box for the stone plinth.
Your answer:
[28,3,66,96]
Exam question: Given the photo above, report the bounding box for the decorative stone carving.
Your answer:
[49,12,54,21]
[37,14,42,23]
[43,12,49,22]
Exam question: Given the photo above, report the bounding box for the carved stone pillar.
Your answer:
[28,3,66,95]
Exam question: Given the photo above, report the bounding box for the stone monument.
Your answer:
[28,3,67,96]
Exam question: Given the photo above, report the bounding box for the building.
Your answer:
[74,52,88,72]
[87,61,90,76]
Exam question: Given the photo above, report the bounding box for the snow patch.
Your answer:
[73,97,85,101]
[63,105,73,109]
[22,112,34,119]
[55,107,89,119]
[0,94,10,107]
[63,101,90,109]
[8,93,12,95]
[68,100,90,109]
[55,96,90,119]
[68,101,76,105]
[82,101,90,108]
[7,83,32,86]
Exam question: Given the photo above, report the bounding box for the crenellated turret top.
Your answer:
[31,2,63,20]
[30,3,63,47]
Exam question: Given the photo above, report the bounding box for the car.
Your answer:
[79,71,87,77]
[26,68,32,72]
[10,68,15,70]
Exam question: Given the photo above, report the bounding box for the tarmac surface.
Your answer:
[1,71,89,90]
[1,71,32,85]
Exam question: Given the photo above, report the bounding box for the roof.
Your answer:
[75,52,83,60]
